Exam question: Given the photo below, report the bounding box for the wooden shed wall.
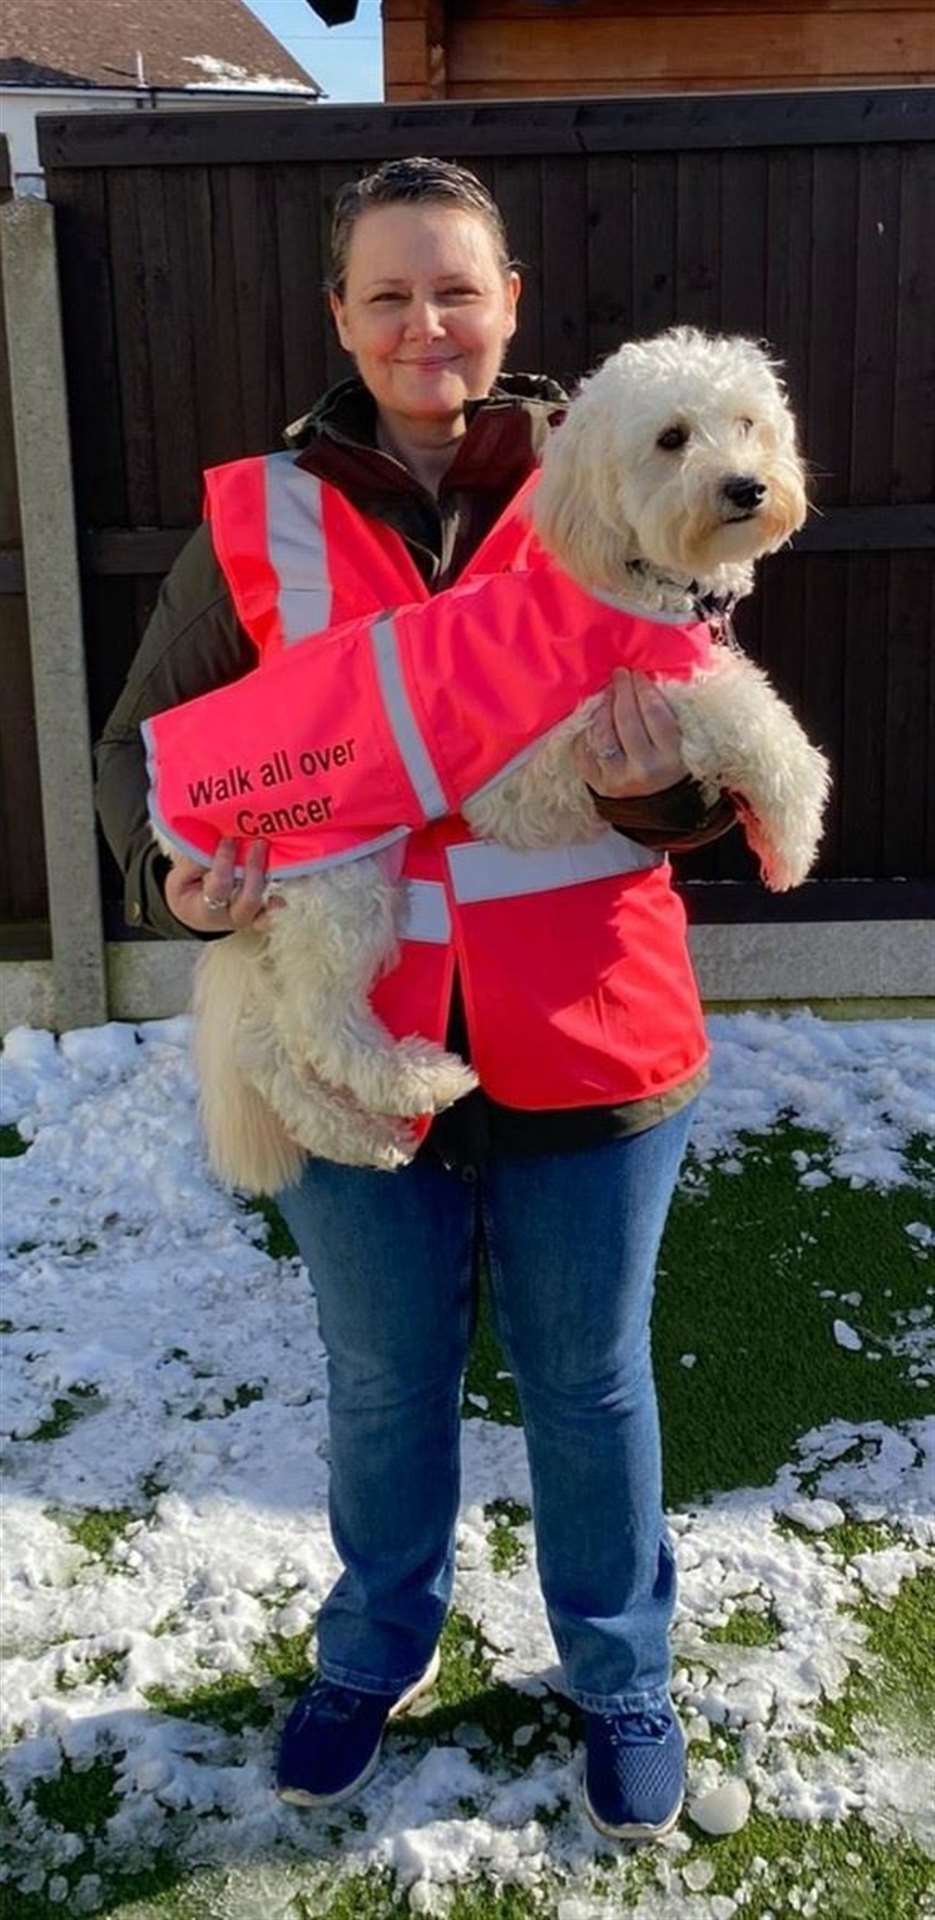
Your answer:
[383,0,935,101]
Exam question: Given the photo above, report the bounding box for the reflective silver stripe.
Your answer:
[370,615,449,821]
[148,816,411,885]
[264,454,334,646]
[399,878,450,944]
[468,738,540,803]
[446,832,661,903]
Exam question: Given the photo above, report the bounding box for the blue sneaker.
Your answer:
[583,1703,685,1841]
[275,1647,440,1807]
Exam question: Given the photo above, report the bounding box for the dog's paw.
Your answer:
[344,1040,479,1117]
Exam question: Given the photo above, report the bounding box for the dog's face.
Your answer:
[534,328,808,590]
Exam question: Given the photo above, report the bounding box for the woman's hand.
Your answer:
[163,837,285,935]
[573,668,687,799]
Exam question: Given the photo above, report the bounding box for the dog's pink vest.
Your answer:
[144,455,711,1111]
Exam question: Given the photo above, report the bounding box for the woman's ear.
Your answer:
[328,288,352,352]
[503,269,521,342]
[532,388,637,592]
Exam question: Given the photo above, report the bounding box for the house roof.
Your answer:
[0,0,323,94]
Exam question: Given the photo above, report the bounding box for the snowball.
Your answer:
[689,1779,752,1835]
[682,1857,716,1890]
[833,1321,862,1351]
[780,1498,845,1533]
[906,1222,933,1249]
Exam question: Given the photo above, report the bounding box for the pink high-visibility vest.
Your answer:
[145,454,711,1109]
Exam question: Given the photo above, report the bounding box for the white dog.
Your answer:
[164,329,829,1193]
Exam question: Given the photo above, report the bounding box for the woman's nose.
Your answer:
[403,299,446,340]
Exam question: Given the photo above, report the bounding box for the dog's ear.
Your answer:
[532,383,638,592]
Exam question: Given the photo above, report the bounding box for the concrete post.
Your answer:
[0,196,107,1030]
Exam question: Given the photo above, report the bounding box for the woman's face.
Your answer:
[329,202,521,426]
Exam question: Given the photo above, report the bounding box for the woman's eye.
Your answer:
[657,425,689,451]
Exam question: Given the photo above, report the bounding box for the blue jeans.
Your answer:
[275,1102,694,1713]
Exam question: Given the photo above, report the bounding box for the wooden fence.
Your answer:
[7,88,935,943]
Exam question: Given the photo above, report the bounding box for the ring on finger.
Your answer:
[202,889,230,914]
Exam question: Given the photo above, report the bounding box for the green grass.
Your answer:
[27,1384,101,1444]
[862,1568,935,1720]
[675,1813,935,1920]
[182,1381,265,1421]
[142,1625,315,1733]
[67,1817,935,1920]
[255,1628,315,1689]
[242,1120,935,1507]
[455,1123,935,1492]
[653,1126,934,1508]
[48,1506,138,1562]
[706,1604,779,1647]
[793,1563,935,1760]
[238,1193,298,1261]
[4,1119,934,1920]
[32,1754,120,1834]
[7,1564,934,1920]
[408,1611,573,1769]
[0,1757,180,1920]
[485,1498,530,1574]
[144,1669,274,1734]
[813,1518,899,1558]
[56,1650,127,1693]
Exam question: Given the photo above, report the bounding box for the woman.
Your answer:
[95,157,736,1842]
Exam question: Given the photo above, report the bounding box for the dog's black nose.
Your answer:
[722,474,767,512]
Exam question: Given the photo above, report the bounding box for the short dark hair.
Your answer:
[327,156,512,296]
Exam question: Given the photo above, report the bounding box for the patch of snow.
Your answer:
[833,1321,863,1352]
[691,1012,934,1189]
[181,54,313,93]
[2,1016,934,1909]
[779,1499,846,1533]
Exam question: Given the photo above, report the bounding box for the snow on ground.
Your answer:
[1,1014,933,1912]
[694,1012,934,1189]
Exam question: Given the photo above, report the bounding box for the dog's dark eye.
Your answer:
[738,417,754,434]
[657,425,688,451]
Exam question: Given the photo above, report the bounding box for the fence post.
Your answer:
[0,194,108,1029]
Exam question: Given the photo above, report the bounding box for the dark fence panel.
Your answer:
[38,89,935,929]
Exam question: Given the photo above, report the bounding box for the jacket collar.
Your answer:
[283,372,567,498]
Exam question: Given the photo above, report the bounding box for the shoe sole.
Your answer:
[583,1782,684,1843]
[276,1644,442,1809]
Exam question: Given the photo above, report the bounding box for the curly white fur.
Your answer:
[166,327,830,1191]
